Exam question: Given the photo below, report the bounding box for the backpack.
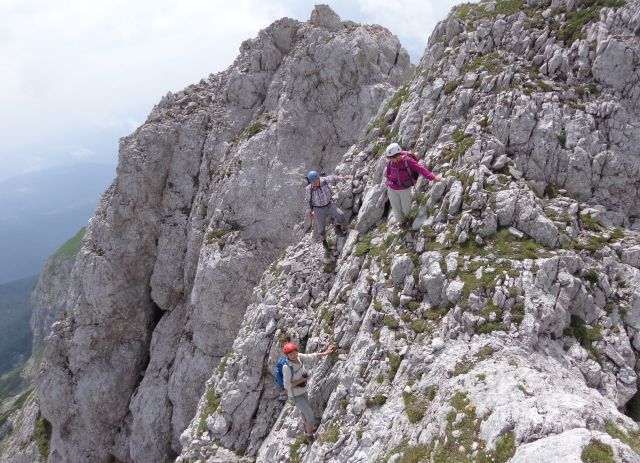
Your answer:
[275,357,294,387]
[403,152,420,183]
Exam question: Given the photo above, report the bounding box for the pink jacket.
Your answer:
[386,153,436,190]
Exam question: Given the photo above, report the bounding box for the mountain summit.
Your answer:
[3,1,638,462]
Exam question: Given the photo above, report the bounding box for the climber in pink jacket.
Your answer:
[385,142,440,229]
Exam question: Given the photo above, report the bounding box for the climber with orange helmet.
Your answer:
[304,170,351,253]
[281,341,335,443]
[385,142,440,230]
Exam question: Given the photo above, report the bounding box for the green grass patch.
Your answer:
[610,228,624,240]
[403,392,429,423]
[443,137,475,162]
[564,315,602,349]
[558,131,567,148]
[366,394,387,407]
[511,303,525,324]
[581,439,614,463]
[444,80,459,94]
[454,2,478,19]
[461,52,503,75]
[478,322,508,334]
[246,121,264,138]
[433,390,516,463]
[289,434,307,463]
[402,444,430,463]
[34,417,52,459]
[494,0,525,16]
[218,355,229,376]
[354,234,373,257]
[206,227,236,245]
[454,360,475,376]
[196,388,221,435]
[321,305,335,326]
[317,424,340,444]
[426,307,449,321]
[407,301,421,311]
[560,1,625,45]
[52,227,86,260]
[604,421,640,453]
[584,268,599,284]
[580,214,602,231]
[384,315,399,330]
[387,85,409,112]
[389,354,402,381]
[477,345,495,360]
[477,432,516,463]
[411,320,427,334]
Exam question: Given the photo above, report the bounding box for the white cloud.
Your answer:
[0,0,291,159]
[353,0,464,58]
[0,0,468,180]
[67,145,95,161]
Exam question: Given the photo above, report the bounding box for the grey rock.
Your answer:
[36,7,412,462]
[593,38,634,92]
[622,246,640,269]
[356,184,387,233]
[30,251,76,350]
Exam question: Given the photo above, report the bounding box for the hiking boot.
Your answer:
[322,240,331,251]
[336,225,347,237]
[306,433,315,445]
[399,219,410,230]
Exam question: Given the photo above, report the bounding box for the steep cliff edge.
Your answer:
[30,227,84,351]
[36,6,411,463]
[177,1,640,462]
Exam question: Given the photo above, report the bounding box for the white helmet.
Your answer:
[385,142,402,157]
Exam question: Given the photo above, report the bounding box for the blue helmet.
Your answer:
[307,170,319,181]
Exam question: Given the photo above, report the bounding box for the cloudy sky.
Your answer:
[0,0,468,182]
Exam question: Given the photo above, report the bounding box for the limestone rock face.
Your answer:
[30,253,76,350]
[35,6,411,463]
[0,393,46,463]
[176,1,640,462]
[30,1,640,463]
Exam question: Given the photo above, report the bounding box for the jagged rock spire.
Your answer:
[309,4,344,31]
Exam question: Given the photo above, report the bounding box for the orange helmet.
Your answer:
[283,342,298,354]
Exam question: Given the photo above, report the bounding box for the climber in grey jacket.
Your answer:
[304,170,351,252]
[282,341,335,443]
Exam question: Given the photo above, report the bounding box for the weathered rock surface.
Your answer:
[0,353,47,463]
[177,1,640,462]
[0,393,46,463]
[25,1,640,463]
[30,246,78,350]
[35,6,411,463]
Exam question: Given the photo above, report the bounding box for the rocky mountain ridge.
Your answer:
[1,1,635,462]
[34,5,411,463]
[175,0,640,462]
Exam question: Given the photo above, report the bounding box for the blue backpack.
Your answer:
[275,357,294,387]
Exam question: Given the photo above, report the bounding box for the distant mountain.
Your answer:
[0,276,37,374]
[0,163,114,283]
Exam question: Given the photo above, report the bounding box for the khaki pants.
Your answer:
[387,187,412,223]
